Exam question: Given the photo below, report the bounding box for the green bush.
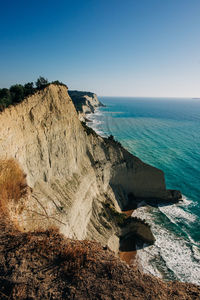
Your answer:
[10,84,24,103]
[81,121,98,137]
[35,76,49,90]
[103,201,127,226]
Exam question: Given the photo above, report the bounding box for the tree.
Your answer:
[10,84,24,103]
[0,88,10,100]
[108,135,114,141]
[24,82,35,97]
[35,76,48,89]
[0,88,12,109]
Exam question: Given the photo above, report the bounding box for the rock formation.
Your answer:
[68,90,104,120]
[0,84,181,253]
[1,83,199,299]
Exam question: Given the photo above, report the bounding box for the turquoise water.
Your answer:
[88,97,200,284]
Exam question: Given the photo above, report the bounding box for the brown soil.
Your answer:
[122,209,134,217]
[119,209,136,266]
[119,251,136,265]
[0,215,199,300]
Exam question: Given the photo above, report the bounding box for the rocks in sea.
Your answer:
[168,189,182,202]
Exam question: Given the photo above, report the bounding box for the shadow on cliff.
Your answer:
[112,188,180,212]
[119,233,152,252]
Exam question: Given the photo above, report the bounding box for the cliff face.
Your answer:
[0,84,179,252]
[68,90,104,120]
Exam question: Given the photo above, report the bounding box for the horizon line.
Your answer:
[98,95,198,99]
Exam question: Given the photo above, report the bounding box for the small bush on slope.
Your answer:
[0,159,27,214]
[81,121,98,136]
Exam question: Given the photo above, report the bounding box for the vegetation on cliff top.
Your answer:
[81,121,98,137]
[0,77,67,112]
[68,90,104,113]
[68,90,95,112]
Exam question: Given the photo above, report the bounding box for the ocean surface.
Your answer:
[87,97,200,285]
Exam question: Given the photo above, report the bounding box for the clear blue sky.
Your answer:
[0,0,200,97]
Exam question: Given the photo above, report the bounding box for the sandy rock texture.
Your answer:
[0,84,179,251]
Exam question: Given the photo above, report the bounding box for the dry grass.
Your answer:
[33,228,93,277]
[0,209,199,299]
[0,159,27,214]
[0,220,199,300]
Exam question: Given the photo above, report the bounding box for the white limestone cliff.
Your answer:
[0,84,180,252]
[68,90,104,120]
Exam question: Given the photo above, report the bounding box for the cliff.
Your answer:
[0,84,198,299]
[0,84,181,253]
[68,90,104,120]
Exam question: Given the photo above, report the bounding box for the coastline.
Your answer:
[86,103,200,286]
[0,85,199,298]
[85,108,106,137]
[131,198,200,285]
[85,110,140,267]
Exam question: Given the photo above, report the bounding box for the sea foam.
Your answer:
[132,200,200,285]
[90,97,200,284]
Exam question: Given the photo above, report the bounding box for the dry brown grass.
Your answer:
[33,228,92,277]
[0,211,199,300]
[0,158,27,214]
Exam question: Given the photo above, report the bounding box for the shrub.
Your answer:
[81,121,98,136]
[0,159,27,213]
[51,80,68,88]
[10,84,24,103]
[103,135,122,148]
[35,76,49,89]
[34,230,92,277]
[108,135,114,141]
[24,82,35,97]
[60,243,90,276]
[103,201,127,226]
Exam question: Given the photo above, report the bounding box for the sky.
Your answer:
[0,0,200,97]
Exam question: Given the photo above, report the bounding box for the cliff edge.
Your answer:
[0,84,180,253]
[1,84,198,299]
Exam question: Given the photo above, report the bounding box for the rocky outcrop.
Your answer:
[0,84,181,252]
[68,90,104,120]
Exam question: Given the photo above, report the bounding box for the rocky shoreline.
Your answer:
[0,83,198,299]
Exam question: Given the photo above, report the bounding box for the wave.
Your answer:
[158,196,197,226]
[88,102,200,285]
[86,110,107,137]
[132,197,200,285]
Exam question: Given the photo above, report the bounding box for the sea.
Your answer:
[87,97,200,285]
